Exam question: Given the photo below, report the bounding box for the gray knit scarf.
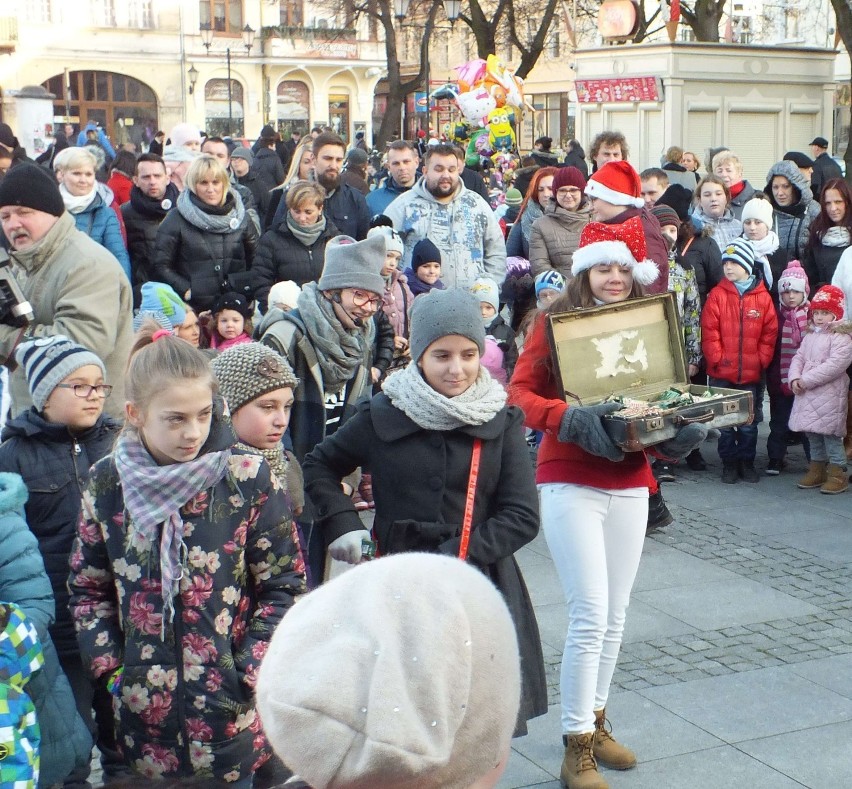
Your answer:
[113,431,232,639]
[177,187,246,233]
[382,361,507,431]
[297,282,376,391]
[286,211,327,247]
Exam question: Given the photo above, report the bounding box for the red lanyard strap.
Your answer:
[458,438,482,561]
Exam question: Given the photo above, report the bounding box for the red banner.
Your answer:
[575,77,661,103]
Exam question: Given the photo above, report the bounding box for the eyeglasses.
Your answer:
[351,291,382,309]
[55,384,113,398]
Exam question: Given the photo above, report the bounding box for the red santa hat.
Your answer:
[571,216,659,286]
[810,285,845,321]
[585,160,644,208]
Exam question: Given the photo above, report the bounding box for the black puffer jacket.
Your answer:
[0,410,120,656]
[681,231,723,304]
[153,189,259,311]
[253,218,340,310]
[803,239,850,290]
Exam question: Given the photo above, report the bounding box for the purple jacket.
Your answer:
[381,270,413,338]
[788,324,852,436]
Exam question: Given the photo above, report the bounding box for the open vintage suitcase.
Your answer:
[546,293,754,452]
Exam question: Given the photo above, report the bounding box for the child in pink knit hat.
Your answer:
[766,259,811,475]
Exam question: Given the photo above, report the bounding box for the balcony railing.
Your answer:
[262,24,357,41]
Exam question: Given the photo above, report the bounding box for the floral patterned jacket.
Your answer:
[68,448,305,783]
[669,252,702,369]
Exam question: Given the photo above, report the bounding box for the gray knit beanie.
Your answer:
[211,342,298,414]
[318,234,386,295]
[15,336,106,411]
[255,553,521,789]
[409,288,486,363]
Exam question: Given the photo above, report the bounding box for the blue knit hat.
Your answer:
[534,270,566,298]
[721,237,756,276]
[135,282,187,331]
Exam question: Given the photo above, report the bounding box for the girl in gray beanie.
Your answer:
[303,286,548,735]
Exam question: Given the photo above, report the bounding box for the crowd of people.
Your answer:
[0,115,850,789]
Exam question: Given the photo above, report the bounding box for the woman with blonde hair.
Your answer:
[53,146,130,278]
[264,140,315,228]
[153,154,259,311]
[712,150,756,220]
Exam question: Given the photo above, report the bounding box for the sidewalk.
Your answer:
[499,439,852,788]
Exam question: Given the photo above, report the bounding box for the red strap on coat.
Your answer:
[458,438,482,561]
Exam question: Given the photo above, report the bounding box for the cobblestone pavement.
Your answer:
[501,440,852,788]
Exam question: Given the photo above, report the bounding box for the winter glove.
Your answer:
[328,529,371,564]
[656,423,710,460]
[558,401,625,462]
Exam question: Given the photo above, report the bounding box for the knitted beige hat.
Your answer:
[210,342,298,413]
[256,553,521,789]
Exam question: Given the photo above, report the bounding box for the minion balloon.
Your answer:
[487,108,516,153]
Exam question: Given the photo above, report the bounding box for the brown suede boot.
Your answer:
[593,709,637,770]
[560,733,609,789]
[821,464,849,494]
[797,461,828,489]
[845,394,852,460]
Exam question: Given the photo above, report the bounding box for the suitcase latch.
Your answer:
[645,417,664,430]
[722,401,739,414]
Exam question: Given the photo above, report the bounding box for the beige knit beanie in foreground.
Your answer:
[256,553,521,789]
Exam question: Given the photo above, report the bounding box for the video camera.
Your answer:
[0,248,34,328]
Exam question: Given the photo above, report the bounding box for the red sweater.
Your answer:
[701,278,778,384]
[508,316,655,489]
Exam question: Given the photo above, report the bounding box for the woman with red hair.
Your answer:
[507,166,558,259]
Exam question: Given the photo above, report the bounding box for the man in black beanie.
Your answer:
[0,164,133,419]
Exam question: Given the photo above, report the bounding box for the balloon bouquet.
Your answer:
[431,55,527,190]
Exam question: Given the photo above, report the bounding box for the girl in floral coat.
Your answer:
[68,324,305,786]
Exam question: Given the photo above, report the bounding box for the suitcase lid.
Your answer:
[546,293,688,404]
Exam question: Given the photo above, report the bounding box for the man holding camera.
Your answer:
[0,164,133,419]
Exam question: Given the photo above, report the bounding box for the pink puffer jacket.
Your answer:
[788,324,852,436]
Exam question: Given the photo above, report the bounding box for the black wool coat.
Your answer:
[0,409,120,656]
[303,393,548,731]
[253,219,340,310]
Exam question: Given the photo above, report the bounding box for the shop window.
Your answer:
[205,78,245,137]
[328,94,350,141]
[277,80,310,136]
[199,0,243,34]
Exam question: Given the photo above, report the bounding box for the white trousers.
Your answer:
[540,483,647,734]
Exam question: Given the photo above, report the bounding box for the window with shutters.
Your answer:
[727,112,778,185]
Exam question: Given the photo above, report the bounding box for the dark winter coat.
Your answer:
[253,218,340,309]
[803,238,850,290]
[811,152,843,199]
[530,150,560,169]
[0,410,120,657]
[764,162,820,260]
[153,191,259,311]
[486,313,518,378]
[340,168,370,196]
[250,147,286,197]
[274,182,370,241]
[365,178,411,216]
[0,472,93,787]
[236,170,269,225]
[701,277,778,384]
[67,417,305,782]
[563,146,588,178]
[302,393,548,732]
[71,185,131,280]
[460,167,490,202]
[681,232,723,304]
[257,308,373,462]
[121,183,180,302]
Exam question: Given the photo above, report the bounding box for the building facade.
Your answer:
[0,0,385,153]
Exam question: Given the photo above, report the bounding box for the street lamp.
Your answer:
[187,64,199,95]
[199,22,256,136]
[444,0,462,24]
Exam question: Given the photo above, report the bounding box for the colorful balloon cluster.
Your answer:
[447,55,526,127]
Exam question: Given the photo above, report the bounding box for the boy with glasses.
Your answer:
[0,335,124,786]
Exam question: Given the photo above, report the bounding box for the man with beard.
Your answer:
[384,143,506,289]
[272,132,370,240]
[120,153,179,305]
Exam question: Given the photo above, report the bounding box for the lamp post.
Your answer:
[187,65,199,95]
[200,22,255,137]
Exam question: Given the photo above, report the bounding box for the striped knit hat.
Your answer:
[15,336,106,411]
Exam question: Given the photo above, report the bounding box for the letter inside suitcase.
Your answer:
[546,293,754,451]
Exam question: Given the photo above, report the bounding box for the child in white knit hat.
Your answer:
[256,553,522,789]
[741,194,787,293]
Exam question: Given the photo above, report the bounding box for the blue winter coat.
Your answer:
[365,177,411,216]
[0,472,92,787]
[0,410,121,656]
[75,123,116,159]
[71,184,131,280]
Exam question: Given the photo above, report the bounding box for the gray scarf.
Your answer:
[286,211,327,247]
[382,361,507,431]
[297,282,376,391]
[822,226,851,248]
[177,187,246,233]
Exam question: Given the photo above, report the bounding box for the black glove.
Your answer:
[558,401,625,462]
[656,423,709,460]
[385,520,460,555]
